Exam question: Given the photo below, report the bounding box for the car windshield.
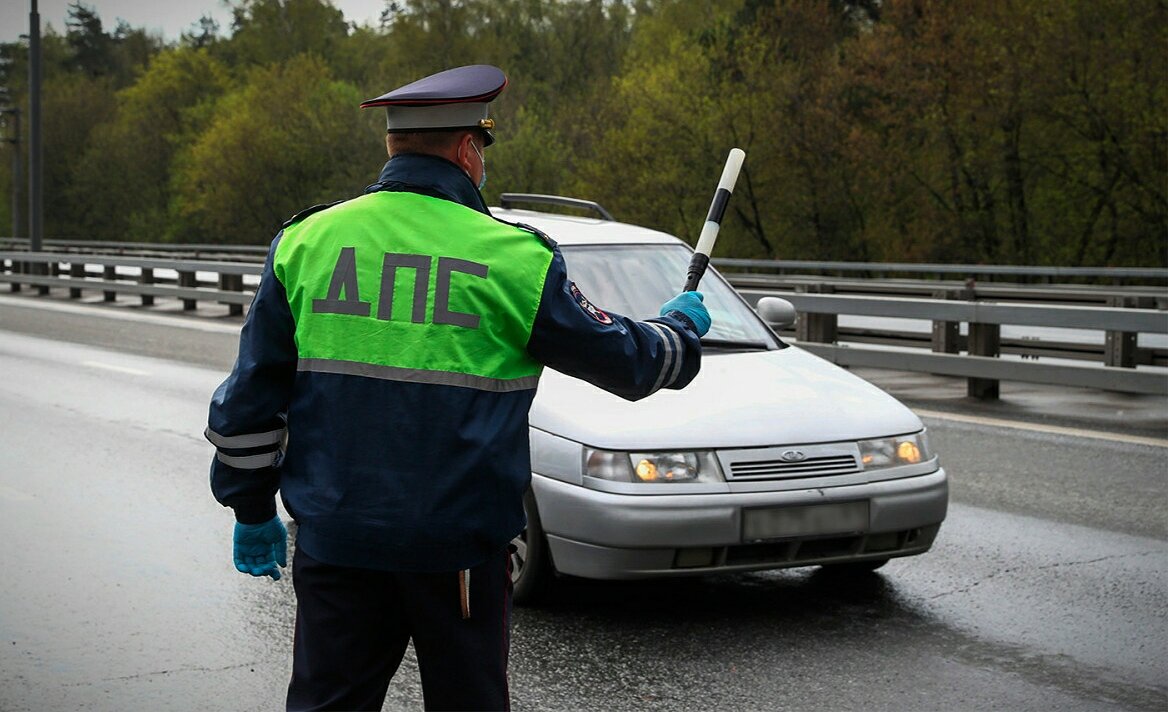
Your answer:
[559,244,779,348]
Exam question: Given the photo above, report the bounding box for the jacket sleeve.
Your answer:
[206,235,298,524]
[526,246,702,401]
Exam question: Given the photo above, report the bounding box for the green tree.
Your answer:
[1,4,159,238]
[485,106,571,200]
[41,72,119,237]
[65,2,162,83]
[65,2,113,77]
[844,0,1167,266]
[578,0,872,259]
[1032,0,1167,266]
[478,0,638,205]
[1,0,1161,263]
[171,54,381,243]
[181,15,223,50]
[576,1,744,248]
[221,0,351,68]
[69,48,231,241]
[375,0,487,79]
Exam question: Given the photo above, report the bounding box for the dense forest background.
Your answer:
[0,0,1164,265]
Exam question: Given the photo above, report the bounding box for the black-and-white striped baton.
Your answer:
[682,147,746,293]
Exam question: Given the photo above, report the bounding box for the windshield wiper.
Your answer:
[699,338,770,350]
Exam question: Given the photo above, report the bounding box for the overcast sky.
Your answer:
[1,0,389,44]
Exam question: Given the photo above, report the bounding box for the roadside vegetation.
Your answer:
[0,0,1163,266]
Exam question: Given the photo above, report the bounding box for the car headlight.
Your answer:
[584,449,724,483]
[858,431,933,470]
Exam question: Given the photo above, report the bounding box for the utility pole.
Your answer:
[28,0,42,253]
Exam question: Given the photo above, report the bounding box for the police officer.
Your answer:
[206,64,709,712]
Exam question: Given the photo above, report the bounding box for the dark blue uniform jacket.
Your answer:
[207,154,702,572]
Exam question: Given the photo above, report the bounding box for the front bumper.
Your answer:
[532,468,948,580]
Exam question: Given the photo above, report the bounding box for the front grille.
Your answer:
[728,454,858,480]
[706,525,940,569]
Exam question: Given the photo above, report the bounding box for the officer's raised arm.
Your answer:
[526,244,708,401]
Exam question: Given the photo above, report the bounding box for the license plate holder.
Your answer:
[742,501,870,542]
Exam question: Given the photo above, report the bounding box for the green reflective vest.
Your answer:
[274,191,553,392]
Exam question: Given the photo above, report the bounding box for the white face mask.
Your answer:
[470,141,487,191]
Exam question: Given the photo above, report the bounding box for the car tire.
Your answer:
[820,558,890,574]
[511,488,553,605]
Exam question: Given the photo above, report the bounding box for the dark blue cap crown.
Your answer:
[361,65,507,145]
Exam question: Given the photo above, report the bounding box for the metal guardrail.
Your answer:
[0,251,259,315]
[0,238,269,261]
[2,249,1166,397]
[5,239,1166,281]
[734,289,1167,397]
[713,257,1168,282]
[724,273,1168,308]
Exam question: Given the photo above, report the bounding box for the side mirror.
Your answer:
[756,297,797,330]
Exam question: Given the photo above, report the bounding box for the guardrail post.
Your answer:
[967,322,1001,399]
[178,270,196,311]
[10,259,21,292]
[24,261,43,293]
[219,273,243,316]
[103,265,117,302]
[931,289,961,354]
[1104,296,1138,368]
[69,262,84,298]
[38,262,53,296]
[795,284,838,343]
[140,268,154,307]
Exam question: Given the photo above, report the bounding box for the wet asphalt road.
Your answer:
[1,295,1166,711]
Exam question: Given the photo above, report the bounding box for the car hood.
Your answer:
[530,345,924,450]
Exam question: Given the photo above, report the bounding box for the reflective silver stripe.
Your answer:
[298,358,541,393]
[204,426,285,450]
[216,450,278,469]
[663,325,684,387]
[646,323,676,394]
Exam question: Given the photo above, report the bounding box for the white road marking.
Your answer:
[915,408,1168,448]
[0,483,35,502]
[81,360,151,377]
[0,293,242,335]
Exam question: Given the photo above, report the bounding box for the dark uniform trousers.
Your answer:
[286,544,513,711]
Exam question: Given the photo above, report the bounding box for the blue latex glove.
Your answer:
[233,516,288,580]
[659,291,711,337]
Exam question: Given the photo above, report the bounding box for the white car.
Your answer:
[497,195,948,603]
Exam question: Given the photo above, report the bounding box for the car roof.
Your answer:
[490,207,685,247]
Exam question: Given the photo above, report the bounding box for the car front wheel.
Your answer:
[510,488,553,604]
